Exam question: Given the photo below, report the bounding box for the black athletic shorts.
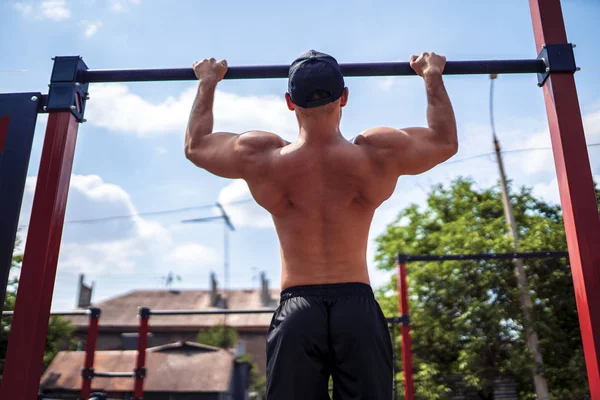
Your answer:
[266,282,393,399]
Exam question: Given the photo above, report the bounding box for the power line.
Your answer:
[17,198,254,229]
[444,143,600,165]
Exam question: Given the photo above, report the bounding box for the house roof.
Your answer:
[62,289,280,331]
[40,342,239,393]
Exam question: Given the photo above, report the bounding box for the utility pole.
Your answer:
[490,74,549,400]
[182,202,235,290]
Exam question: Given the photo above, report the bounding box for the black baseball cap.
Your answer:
[288,50,345,108]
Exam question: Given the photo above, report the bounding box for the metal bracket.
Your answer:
[88,306,101,319]
[47,56,89,122]
[388,314,410,325]
[81,367,95,379]
[134,366,147,379]
[138,306,151,319]
[537,43,578,87]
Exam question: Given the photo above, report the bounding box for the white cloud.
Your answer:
[13,2,34,16]
[168,243,220,268]
[19,174,171,276]
[40,0,70,20]
[377,77,396,91]
[85,84,298,141]
[81,19,103,38]
[13,0,71,21]
[110,0,141,13]
[532,178,561,205]
[217,180,273,228]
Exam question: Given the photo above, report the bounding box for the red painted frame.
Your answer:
[1,1,598,397]
[529,0,600,397]
[133,310,150,399]
[81,308,101,399]
[0,112,79,400]
[397,262,415,400]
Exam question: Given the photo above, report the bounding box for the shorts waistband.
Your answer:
[280,282,373,301]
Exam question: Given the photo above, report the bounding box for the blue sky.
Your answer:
[2,0,599,311]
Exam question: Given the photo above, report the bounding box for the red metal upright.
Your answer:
[397,257,415,400]
[0,112,79,400]
[133,307,150,399]
[529,0,600,397]
[80,307,101,399]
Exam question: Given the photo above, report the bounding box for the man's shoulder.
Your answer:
[238,130,289,150]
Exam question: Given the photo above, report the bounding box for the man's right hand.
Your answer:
[193,58,228,85]
[409,52,446,77]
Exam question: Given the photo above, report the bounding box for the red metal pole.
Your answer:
[80,307,101,399]
[133,307,150,399]
[397,256,415,400]
[0,112,79,400]
[529,1,600,397]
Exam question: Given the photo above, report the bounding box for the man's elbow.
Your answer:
[446,137,459,157]
[184,144,206,168]
[438,133,458,162]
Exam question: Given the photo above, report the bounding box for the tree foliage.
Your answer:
[375,178,595,400]
[197,324,239,349]
[0,238,76,380]
[197,324,266,398]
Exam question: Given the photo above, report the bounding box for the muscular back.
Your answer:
[185,55,457,290]
[245,134,398,289]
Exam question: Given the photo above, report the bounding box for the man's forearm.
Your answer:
[424,72,457,144]
[185,81,217,151]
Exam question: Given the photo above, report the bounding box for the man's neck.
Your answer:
[297,117,342,144]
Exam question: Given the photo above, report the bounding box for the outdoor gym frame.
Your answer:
[0,0,598,398]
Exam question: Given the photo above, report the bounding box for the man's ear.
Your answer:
[285,93,295,111]
[340,87,349,107]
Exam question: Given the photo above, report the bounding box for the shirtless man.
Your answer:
[185,50,457,399]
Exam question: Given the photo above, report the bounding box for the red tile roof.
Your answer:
[62,289,280,331]
[40,342,241,392]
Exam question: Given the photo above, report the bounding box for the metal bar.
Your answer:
[1,310,89,318]
[529,0,600,396]
[133,307,150,399]
[80,308,101,399]
[150,308,277,315]
[78,59,546,83]
[0,112,80,400]
[397,261,415,400]
[150,308,401,325]
[403,251,568,262]
[0,93,40,317]
[93,372,136,378]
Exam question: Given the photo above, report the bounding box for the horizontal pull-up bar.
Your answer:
[78,59,547,83]
[398,251,569,263]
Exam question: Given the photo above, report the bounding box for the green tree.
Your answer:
[197,325,266,398]
[197,324,239,349]
[0,239,76,380]
[375,177,593,400]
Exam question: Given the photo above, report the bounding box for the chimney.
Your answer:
[210,272,219,307]
[76,274,94,309]
[260,272,272,307]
